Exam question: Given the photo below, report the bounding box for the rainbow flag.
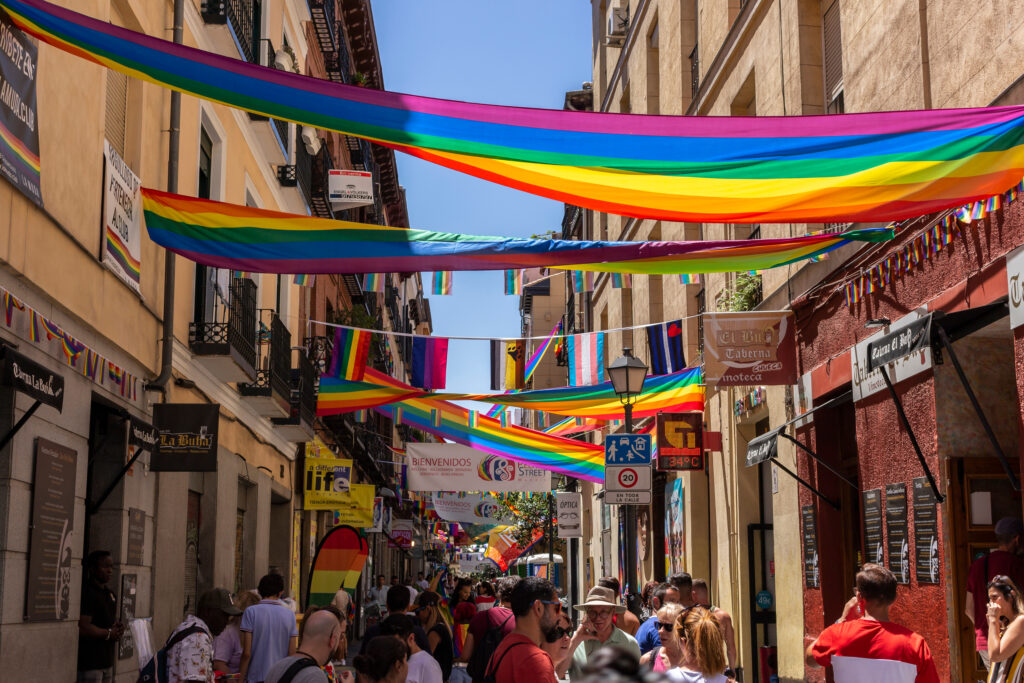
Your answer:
[611,272,632,288]
[362,273,384,292]
[411,336,449,390]
[467,410,478,428]
[3,291,24,326]
[328,327,372,381]
[10,0,1024,223]
[504,269,523,295]
[432,271,452,295]
[544,415,603,437]
[293,273,315,287]
[525,320,563,381]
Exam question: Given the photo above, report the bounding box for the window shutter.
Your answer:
[823,0,843,103]
[104,69,128,157]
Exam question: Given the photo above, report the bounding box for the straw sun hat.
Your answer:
[573,586,626,614]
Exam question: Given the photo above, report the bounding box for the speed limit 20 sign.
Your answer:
[605,464,652,504]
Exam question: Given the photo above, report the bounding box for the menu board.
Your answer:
[913,476,940,584]
[862,488,884,565]
[25,438,77,621]
[118,573,136,660]
[802,504,819,588]
[127,508,145,566]
[885,483,909,583]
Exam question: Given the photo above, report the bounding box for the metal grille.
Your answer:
[184,491,201,615]
[295,126,314,208]
[227,0,260,64]
[307,0,337,54]
[269,314,292,402]
[104,69,128,157]
[298,351,317,424]
[823,0,844,107]
[229,278,258,371]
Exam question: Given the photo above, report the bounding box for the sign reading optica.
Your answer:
[406,443,552,492]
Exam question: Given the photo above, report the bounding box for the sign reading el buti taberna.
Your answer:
[0,9,41,206]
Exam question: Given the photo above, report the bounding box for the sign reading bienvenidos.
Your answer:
[151,403,219,472]
[3,347,64,411]
[703,311,797,386]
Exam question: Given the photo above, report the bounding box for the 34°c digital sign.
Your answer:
[656,413,705,472]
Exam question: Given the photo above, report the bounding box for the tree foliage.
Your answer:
[495,493,554,548]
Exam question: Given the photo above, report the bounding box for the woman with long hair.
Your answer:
[541,611,575,680]
[640,603,687,673]
[213,589,260,674]
[640,581,660,621]
[987,574,1024,682]
[670,606,728,683]
[474,581,496,611]
[352,636,409,683]
[416,591,454,681]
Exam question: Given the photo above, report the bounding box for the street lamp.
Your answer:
[606,347,648,615]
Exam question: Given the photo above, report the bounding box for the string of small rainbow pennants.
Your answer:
[1,284,141,401]
[844,182,1023,306]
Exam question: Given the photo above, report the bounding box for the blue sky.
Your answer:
[370,1,593,396]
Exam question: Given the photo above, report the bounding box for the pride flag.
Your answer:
[567,332,604,386]
[411,337,449,390]
[328,327,372,381]
[432,271,452,295]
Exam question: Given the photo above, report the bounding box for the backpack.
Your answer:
[482,641,528,683]
[277,656,318,683]
[467,612,514,683]
[136,624,206,683]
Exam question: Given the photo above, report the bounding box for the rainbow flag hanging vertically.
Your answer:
[362,273,384,293]
[504,269,523,295]
[432,271,452,295]
[328,327,372,381]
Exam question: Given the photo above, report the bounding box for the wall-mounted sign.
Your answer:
[151,403,219,472]
[557,491,582,538]
[851,310,932,402]
[329,483,375,526]
[406,443,551,492]
[657,413,704,471]
[802,504,818,588]
[745,429,778,467]
[304,456,353,509]
[885,483,909,583]
[0,10,41,207]
[1007,245,1024,329]
[703,311,797,386]
[365,496,383,532]
[913,476,940,584]
[101,139,142,293]
[328,169,373,208]
[866,316,932,372]
[3,347,64,411]
[126,507,145,566]
[862,488,884,565]
[118,573,136,660]
[25,438,76,621]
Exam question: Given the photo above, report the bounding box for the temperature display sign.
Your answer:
[657,413,704,471]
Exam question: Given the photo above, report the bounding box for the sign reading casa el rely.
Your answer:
[703,311,797,387]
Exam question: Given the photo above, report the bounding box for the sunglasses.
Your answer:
[657,622,675,631]
[552,626,573,639]
[540,600,562,614]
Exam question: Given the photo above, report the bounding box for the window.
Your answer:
[105,69,128,157]
[195,124,227,323]
[198,128,213,200]
[823,0,844,113]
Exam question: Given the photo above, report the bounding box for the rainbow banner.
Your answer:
[432,271,452,295]
[305,525,368,608]
[545,416,604,437]
[328,327,371,381]
[139,189,892,275]
[7,0,1024,223]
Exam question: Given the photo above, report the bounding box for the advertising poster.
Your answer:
[101,140,142,293]
[328,169,374,208]
[329,483,375,526]
[304,456,353,509]
[406,443,551,492]
[0,10,41,207]
[885,483,909,583]
[862,489,884,565]
[913,477,940,584]
[703,311,797,386]
[25,438,76,621]
[364,497,383,532]
[664,478,685,576]
[432,492,506,525]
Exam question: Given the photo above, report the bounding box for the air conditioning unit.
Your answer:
[607,1,629,40]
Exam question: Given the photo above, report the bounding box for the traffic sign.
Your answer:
[607,465,652,491]
[605,434,653,465]
[605,490,652,505]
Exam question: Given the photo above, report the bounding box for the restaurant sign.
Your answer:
[2,347,63,411]
[151,403,219,472]
[703,311,797,386]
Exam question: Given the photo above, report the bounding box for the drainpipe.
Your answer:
[146,0,183,395]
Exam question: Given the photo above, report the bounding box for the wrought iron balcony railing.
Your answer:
[189,277,258,379]
[238,310,292,414]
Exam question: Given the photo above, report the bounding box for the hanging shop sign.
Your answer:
[304,456,353,509]
[388,518,414,549]
[885,483,909,584]
[432,492,506,525]
[128,416,157,452]
[328,169,374,208]
[745,429,778,467]
[557,491,582,538]
[151,403,219,472]
[1008,245,1024,329]
[703,311,797,386]
[802,504,818,588]
[851,310,933,401]
[25,438,76,621]
[866,315,932,372]
[862,489,884,565]
[329,483,375,526]
[656,413,703,471]
[2,346,64,411]
[664,478,685,576]
[913,476,940,584]
[406,442,552,492]
[0,10,41,207]
[365,496,383,532]
[101,139,142,293]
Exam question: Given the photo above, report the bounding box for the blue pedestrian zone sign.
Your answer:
[605,434,653,465]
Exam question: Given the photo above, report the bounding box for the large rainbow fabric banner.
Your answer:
[318,365,704,420]
[305,525,368,607]
[8,0,1024,223]
[140,189,892,274]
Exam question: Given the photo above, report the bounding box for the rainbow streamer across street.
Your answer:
[9,0,1024,223]
[140,189,893,275]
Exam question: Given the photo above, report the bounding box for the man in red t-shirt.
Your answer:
[966,516,1024,670]
[461,576,517,682]
[805,564,939,683]
[486,576,561,683]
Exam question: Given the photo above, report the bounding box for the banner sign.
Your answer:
[885,483,909,583]
[3,347,63,411]
[455,551,491,574]
[329,483,375,526]
[745,429,778,467]
[703,311,797,386]
[328,169,373,208]
[665,478,685,576]
[432,492,506,524]
[304,457,353,509]
[656,413,703,471]
[406,443,552,492]
[866,315,932,371]
[913,476,940,584]
[388,518,415,549]
[151,403,219,472]
[557,491,582,538]
[862,489,884,565]
[485,525,543,572]
[851,311,932,402]
[365,496,383,532]
[25,438,75,621]
[102,139,142,293]
[0,10,40,207]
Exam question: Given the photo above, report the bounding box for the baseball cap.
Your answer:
[995,517,1024,537]
[198,587,243,616]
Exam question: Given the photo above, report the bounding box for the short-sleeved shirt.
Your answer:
[77,580,118,671]
[967,550,1024,649]
[240,599,299,682]
[468,606,515,645]
[635,616,661,655]
[167,615,215,683]
[408,648,444,683]
[212,623,243,673]
[489,633,555,683]
[809,619,940,683]
[568,627,641,680]
[667,669,728,683]
[359,619,430,653]
[264,655,327,683]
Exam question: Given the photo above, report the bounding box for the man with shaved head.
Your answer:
[264,608,342,683]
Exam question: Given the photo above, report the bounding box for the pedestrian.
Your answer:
[485,576,560,683]
[415,591,454,680]
[984,574,1024,682]
[567,586,641,679]
[240,573,300,683]
[540,610,575,680]
[474,582,496,611]
[264,608,344,683]
[330,584,351,620]
[462,576,518,682]
[968,517,1024,672]
[450,578,474,616]
[417,572,431,591]
[597,578,640,636]
[213,589,261,675]
[76,550,124,683]
[692,580,736,678]
[368,575,389,611]
[166,588,242,683]
[391,576,400,587]
[639,603,686,673]
[359,584,431,654]
[805,563,939,682]
[379,614,443,683]
[634,583,680,655]
[352,635,409,683]
[640,582,660,621]
[406,577,420,606]
[667,574,697,610]
[670,606,728,683]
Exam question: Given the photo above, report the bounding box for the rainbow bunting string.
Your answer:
[9,0,1024,223]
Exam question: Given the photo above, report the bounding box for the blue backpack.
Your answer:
[136,624,206,683]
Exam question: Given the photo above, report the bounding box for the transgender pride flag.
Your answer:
[567,332,604,386]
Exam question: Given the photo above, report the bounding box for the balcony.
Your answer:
[309,143,336,219]
[238,310,292,417]
[189,278,258,383]
[202,0,260,63]
[295,126,314,209]
[307,0,338,55]
[271,349,318,441]
[324,31,353,84]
